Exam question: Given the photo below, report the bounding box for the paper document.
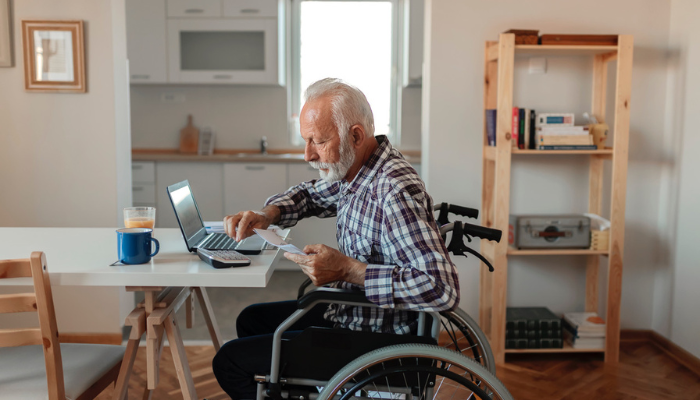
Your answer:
[253,228,307,255]
[203,221,225,234]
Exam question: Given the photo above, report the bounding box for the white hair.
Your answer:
[303,78,375,140]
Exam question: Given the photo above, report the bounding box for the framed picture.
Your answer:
[21,20,86,92]
[0,0,11,67]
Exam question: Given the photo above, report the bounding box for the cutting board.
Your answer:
[179,115,199,154]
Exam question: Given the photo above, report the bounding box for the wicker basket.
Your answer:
[590,230,610,251]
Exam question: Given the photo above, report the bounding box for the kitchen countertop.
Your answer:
[132,149,421,163]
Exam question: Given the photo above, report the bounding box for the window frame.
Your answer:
[287,0,405,146]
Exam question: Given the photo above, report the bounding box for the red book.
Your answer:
[511,107,519,148]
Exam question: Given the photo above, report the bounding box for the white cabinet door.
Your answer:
[286,164,338,250]
[223,0,278,17]
[167,18,278,84]
[167,0,222,17]
[155,163,225,228]
[223,163,287,216]
[126,0,168,83]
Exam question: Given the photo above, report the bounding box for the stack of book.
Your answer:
[562,312,606,349]
[505,307,563,349]
[536,113,596,150]
[484,108,538,149]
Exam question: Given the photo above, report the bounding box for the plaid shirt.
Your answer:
[265,136,459,334]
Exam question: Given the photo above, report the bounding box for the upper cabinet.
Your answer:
[126,0,284,85]
[126,0,168,84]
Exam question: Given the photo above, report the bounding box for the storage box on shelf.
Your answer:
[479,33,633,363]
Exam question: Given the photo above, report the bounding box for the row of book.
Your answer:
[505,308,607,349]
[485,109,597,150]
[505,307,563,349]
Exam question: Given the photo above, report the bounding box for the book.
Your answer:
[538,145,597,150]
[511,107,519,148]
[537,126,590,136]
[506,307,563,348]
[523,108,531,150]
[518,108,525,149]
[564,330,605,349]
[536,113,575,127]
[485,109,497,146]
[539,135,593,145]
[563,312,606,335]
[529,109,536,149]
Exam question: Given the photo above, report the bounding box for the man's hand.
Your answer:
[224,205,280,242]
[284,244,367,286]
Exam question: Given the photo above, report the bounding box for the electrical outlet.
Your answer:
[160,93,186,103]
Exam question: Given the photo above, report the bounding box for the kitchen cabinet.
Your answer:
[125,0,168,84]
[132,161,157,207]
[155,162,225,228]
[167,18,279,85]
[223,163,287,216]
[223,0,278,18]
[166,0,222,18]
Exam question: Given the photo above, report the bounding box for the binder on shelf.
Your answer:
[529,109,536,149]
[511,107,519,148]
[506,307,563,349]
[518,108,525,149]
[486,109,497,146]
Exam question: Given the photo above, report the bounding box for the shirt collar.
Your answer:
[341,135,392,195]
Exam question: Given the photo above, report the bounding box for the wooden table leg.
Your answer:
[113,309,146,400]
[194,287,222,351]
[164,314,198,400]
[186,288,195,329]
[146,325,165,390]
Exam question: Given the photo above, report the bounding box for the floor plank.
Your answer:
[96,340,700,399]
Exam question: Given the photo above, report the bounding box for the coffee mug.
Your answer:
[117,228,160,265]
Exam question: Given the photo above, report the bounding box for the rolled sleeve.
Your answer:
[264,179,341,229]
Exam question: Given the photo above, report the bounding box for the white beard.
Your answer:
[309,135,355,182]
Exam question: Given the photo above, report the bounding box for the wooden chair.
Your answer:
[0,252,125,399]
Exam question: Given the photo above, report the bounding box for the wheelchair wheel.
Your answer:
[439,308,496,374]
[317,343,513,400]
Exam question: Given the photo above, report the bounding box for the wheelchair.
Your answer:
[254,204,511,400]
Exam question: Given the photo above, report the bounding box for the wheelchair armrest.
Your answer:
[297,287,375,309]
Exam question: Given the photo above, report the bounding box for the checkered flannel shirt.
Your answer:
[265,135,459,334]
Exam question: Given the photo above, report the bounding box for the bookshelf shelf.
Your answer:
[507,247,609,256]
[511,148,614,156]
[505,343,604,354]
[515,44,618,57]
[480,34,633,364]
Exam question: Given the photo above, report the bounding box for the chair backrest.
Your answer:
[0,252,65,400]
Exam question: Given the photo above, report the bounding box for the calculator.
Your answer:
[197,248,251,268]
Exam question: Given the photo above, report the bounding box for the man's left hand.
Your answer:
[284,244,367,287]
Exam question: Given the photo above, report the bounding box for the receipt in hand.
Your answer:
[253,228,308,255]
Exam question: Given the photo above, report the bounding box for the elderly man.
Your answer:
[212,78,459,399]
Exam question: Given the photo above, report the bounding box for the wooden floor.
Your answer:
[96,340,700,400]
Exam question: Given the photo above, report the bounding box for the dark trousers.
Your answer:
[212,300,333,400]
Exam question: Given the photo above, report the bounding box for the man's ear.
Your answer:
[349,124,366,148]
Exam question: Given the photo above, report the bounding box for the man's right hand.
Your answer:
[224,205,280,242]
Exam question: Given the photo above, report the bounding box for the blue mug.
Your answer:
[117,228,160,264]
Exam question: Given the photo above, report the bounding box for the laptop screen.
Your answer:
[167,181,207,248]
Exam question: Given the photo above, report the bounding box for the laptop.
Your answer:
[166,180,269,255]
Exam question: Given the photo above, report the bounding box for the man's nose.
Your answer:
[304,144,318,162]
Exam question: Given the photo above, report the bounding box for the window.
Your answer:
[289,0,401,145]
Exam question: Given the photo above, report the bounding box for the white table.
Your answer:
[0,227,287,400]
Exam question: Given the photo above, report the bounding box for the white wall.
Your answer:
[657,0,700,358]
[0,0,133,334]
[422,0,672,332]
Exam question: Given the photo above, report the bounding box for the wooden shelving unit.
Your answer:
[479,34,633,363]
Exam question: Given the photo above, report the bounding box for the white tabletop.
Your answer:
[0,228,287,288]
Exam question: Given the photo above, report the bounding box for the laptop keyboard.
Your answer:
[203,233,238,250]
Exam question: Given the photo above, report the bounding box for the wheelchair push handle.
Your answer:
[462,222,502,242]
[433,202,479,226]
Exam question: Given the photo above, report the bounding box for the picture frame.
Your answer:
[21,20,86,92]
[0,0,11,67]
